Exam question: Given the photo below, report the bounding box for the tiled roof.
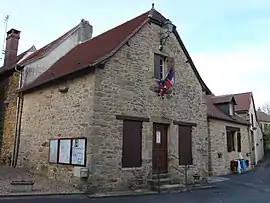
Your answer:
[0,46,35,75]
[211,94,235,105]
[257,110,270,122]
[20,8,212,95]
[206,95,249,125]
[233,92,252,112]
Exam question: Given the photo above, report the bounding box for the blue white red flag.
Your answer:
[164,68,174,88]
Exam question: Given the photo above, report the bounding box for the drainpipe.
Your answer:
[247,125,254,169]
[11,65,23,167]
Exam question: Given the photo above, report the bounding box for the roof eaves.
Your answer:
[207,115,250,126]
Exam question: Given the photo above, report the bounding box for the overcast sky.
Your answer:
[0,0,269,107]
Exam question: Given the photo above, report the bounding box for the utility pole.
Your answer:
[0,14,10,60]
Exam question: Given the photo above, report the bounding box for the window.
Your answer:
[48,137,87,166]
[154,54,167,80]
[122,120,142,168]
[226,127,241,152]
[237,132,241,152]
[154,54,175,80]
[178,125,192,165]
[227,130,235,152]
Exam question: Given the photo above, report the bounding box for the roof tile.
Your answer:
[206,95,249,125]
[233,92,252,112]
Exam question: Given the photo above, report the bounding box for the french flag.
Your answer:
[164,68,175,88]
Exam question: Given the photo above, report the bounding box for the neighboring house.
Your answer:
[257,108,270,134]
[0,19,93,166]
[0,28,36,165]
[206,94,251,176]
[233,92,264,165]
[15,6,213,192]
[20,19,93,87]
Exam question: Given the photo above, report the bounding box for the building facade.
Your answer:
[17,8,212,192]
[206,95,251,176]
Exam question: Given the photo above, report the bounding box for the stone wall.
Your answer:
[88,22,209,192]
[18,73,96,189]
[18,22,209,192]
[208,119,251,176]
[0,71,20,165]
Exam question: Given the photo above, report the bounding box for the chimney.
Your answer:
[4,28,21,67]
[78,19,93,43]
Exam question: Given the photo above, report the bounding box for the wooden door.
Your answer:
[152,123,168,174]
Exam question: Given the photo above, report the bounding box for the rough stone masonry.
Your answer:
[18,21,209,192]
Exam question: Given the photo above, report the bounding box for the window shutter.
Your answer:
[237,132,241,152]
[122,120,142,168]
[178,125,192,165]
[154,54,161,79]
[227,131,232,152]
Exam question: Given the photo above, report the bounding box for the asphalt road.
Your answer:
[2,159,270,203]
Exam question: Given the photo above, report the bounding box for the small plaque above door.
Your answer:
[156,130,161,144]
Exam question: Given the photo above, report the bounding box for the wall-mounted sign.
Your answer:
[48,137,87,166]
[49,139,58,163]
[71,138,86,166]
[59,139,71,164]
[156,130,161,144]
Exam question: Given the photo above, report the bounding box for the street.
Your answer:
[1,159,270,203]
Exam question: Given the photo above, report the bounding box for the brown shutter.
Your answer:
[154,54,161,79]
[237,132,241,152]
[178,125,192,165]
[227,131,232,152]
[122,120,142,168]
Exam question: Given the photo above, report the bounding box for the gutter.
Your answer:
[207,115,250,126]
[11,65,23,167]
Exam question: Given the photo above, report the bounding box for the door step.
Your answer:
[148,174,183,192]
[151,173,169,179]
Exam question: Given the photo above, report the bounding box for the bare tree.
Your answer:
[262,103,270,115]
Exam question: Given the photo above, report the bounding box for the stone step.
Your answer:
[160,183,182,190]
[148,178,172,185]
[152,183,185,193]
[151,173,169,179]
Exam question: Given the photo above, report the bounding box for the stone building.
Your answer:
[233,92,264,165]
[257,108,270,153]
[206,94,251,176]
[257,108,270,134]
[0,28,36,165]
[16,7,213,192]
[0,19,92,166]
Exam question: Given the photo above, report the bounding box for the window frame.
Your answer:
[154,54,168,80]
[48,137,87,167]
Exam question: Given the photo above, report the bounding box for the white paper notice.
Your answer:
[71,139,86,166]
[49,139,58,163]
[58,139,71,164]
[156,131,161,144]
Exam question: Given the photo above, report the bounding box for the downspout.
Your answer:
[247,124,254,169]
[11,65,23,167]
